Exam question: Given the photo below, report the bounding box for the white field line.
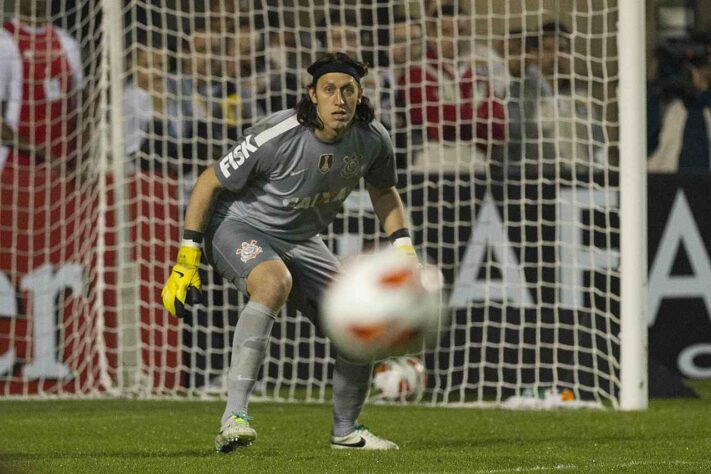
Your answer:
[473,459,708,473]
[473,465,577,473]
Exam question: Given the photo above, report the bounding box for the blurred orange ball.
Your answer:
[561,389,576,401]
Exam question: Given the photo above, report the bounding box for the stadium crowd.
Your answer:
[0,0,627,182]
[647,33,711,174]
[2,1,711,179]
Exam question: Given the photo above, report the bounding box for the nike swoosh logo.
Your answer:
[290,169,306,176]
[175,271,185,278]
[332,437,366,448]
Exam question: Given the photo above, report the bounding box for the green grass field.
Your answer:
[1,381,710,473]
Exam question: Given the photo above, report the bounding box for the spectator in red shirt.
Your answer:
[316,9,394,131]
[397,3,505,151]
[386,13,427,171]
[0,0,84,170]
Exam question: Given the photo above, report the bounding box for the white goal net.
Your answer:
[0,0,645,407]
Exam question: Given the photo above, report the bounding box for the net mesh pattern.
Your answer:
[0,0,621,406]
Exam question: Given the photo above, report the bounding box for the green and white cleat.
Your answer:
[214,412,257,453]
[330,424,399,450]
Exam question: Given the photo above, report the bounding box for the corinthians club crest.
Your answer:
[340,153,361,180]
[236,239,263,263]
[318,153,334,174]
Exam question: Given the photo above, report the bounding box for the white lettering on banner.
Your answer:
[0,347,15,376]
[0,272,17,374]
[449,195,533,308]
[648,190,711,327]
[449,190,619,309]
[0,271,17,316]
[557,189,619,309]
[20,263,84,379]
[677,343,711,378]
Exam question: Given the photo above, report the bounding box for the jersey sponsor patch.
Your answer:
[318,153,334,174]
[218,134,259,178]
[340,154,361,180]
[282,187,350,209]
[235,239,263,263]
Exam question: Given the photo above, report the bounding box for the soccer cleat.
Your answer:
[214,412,257,453]
[330,424,399,450]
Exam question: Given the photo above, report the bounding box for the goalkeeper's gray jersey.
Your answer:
[213,109,397,241]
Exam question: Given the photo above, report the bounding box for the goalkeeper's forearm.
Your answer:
[367,185,409,236]
[367,185,417,259]
[183,166,222,235]
[162,166,221,318]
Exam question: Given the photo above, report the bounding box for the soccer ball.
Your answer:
[372,356,427,402]
[321,248,442,362]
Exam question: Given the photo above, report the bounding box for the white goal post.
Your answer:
[618,0,648,411]
[0,0,646,409]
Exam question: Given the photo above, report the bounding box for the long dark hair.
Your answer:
[295,53,376,129]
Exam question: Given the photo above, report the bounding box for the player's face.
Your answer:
[309,72,362,140]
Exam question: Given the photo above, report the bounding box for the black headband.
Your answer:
[309,62,363,85]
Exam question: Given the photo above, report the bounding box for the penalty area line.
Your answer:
[474,460,709,473]
[474,465,577,473]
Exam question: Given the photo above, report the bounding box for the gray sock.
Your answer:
[331,355,373,437]
[221,301,277,426]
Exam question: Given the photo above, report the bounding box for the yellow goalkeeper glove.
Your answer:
[161,243,203,318]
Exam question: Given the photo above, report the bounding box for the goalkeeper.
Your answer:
[162,52,416,453]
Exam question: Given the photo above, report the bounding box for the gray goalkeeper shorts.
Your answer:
[204,216,340,323]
